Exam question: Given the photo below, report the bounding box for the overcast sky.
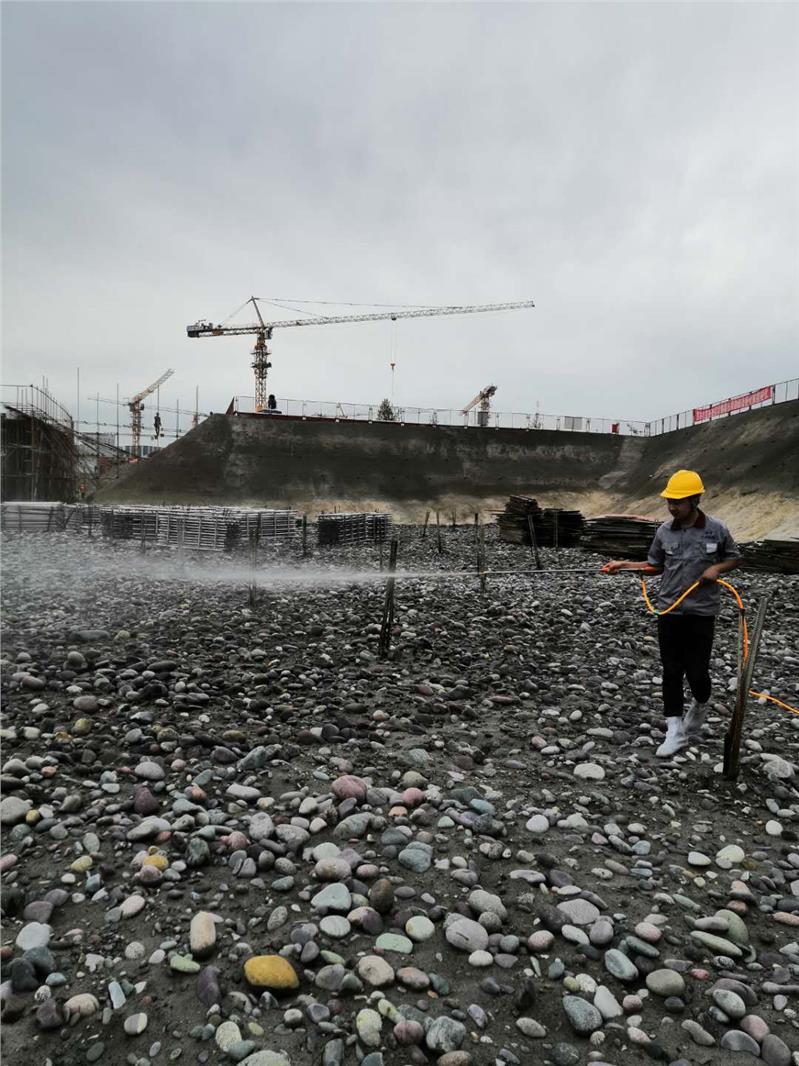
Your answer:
[2,1,798,436]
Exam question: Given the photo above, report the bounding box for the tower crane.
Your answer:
[461,384,497,427]
[130,369,174,457]
[187,297,534,413]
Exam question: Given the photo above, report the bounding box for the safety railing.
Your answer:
[231,377,798,437]
[645,377,798,436]
[229,396,649,435]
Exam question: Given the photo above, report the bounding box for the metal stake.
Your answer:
[724,593,771,780]
[379,537,399,658]
[479,524,487,594]
[527,515,543,570]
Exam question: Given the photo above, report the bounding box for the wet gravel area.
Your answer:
[2,526,799,1066]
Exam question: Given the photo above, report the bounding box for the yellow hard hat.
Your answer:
[660,469,705,499]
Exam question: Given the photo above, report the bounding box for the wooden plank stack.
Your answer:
[496,496,584,547]
[740,539,799,574]
[580,514,660,560]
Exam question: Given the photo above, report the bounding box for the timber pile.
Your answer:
[496,496,583,547]
[318,513,392,547]
[580,514,660,560]
[740,539,799,575]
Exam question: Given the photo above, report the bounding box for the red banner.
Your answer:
[693,385,774,423]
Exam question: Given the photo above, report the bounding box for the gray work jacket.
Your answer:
[647,511,742,616]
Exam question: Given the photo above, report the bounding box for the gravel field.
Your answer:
[2,526,799,1066]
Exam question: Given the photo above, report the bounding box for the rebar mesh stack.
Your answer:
[1,501,79,532]
[317,512,392,546]
[96,505,297,551]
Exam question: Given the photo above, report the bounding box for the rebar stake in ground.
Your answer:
[379,537,399,658]
[724,592,771,780]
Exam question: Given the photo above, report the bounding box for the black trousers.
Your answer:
[656,614,716,717]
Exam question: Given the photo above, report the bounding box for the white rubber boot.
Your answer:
[683,699,709,740]
[656,718,689,757]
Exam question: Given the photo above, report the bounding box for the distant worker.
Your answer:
[154,412,162,439]
[267,394,277,411]
[602,470,742,757]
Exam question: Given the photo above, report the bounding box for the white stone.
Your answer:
[573,762,605,781]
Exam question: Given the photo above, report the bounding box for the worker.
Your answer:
[602,470,742,757]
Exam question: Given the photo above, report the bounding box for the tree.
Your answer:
[377,398,395,421]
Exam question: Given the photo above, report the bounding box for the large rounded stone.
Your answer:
[646,969,685,997]
[426,1017,466,1053]
[603,949,638,982]
[355,1008,382,1048]
[557,899,600,926]
[331,775,368,802]
[562,995,603,1034]
[310,883,351,913]
[190,912,217,959]
[445,917,489,953]
[356,955,394,987]
[243,955,299,991]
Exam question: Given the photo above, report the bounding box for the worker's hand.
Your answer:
[700,565,721,584]
[601,561,625,574]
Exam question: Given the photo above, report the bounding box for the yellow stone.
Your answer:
[25,809,41,825]
[142,854,169,871]
[243,955,299,990]
[72,718,92,735]
[71,855,93,872]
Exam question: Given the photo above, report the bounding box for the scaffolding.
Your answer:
[0,385,78,502]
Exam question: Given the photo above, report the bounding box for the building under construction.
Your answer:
[0,385,78,502]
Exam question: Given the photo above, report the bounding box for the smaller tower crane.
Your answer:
[461,384,497,427]
[130,369,174,457]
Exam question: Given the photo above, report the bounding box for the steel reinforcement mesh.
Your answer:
[317,512,392,546]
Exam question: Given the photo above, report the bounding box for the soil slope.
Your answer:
[97,400,799,538]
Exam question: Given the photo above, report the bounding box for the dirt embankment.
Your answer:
[97,400,799,539]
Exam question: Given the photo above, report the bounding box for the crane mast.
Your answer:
[130,369,174,457]
[187,297,534,412]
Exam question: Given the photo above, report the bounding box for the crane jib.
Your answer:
[186,299,535,339]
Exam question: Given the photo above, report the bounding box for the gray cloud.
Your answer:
[2,1,797,435]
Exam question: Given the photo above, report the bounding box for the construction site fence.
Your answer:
[232,376,798,436]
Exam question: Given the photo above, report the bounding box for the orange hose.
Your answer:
[638,574,797,717]
[749,691,799,716]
